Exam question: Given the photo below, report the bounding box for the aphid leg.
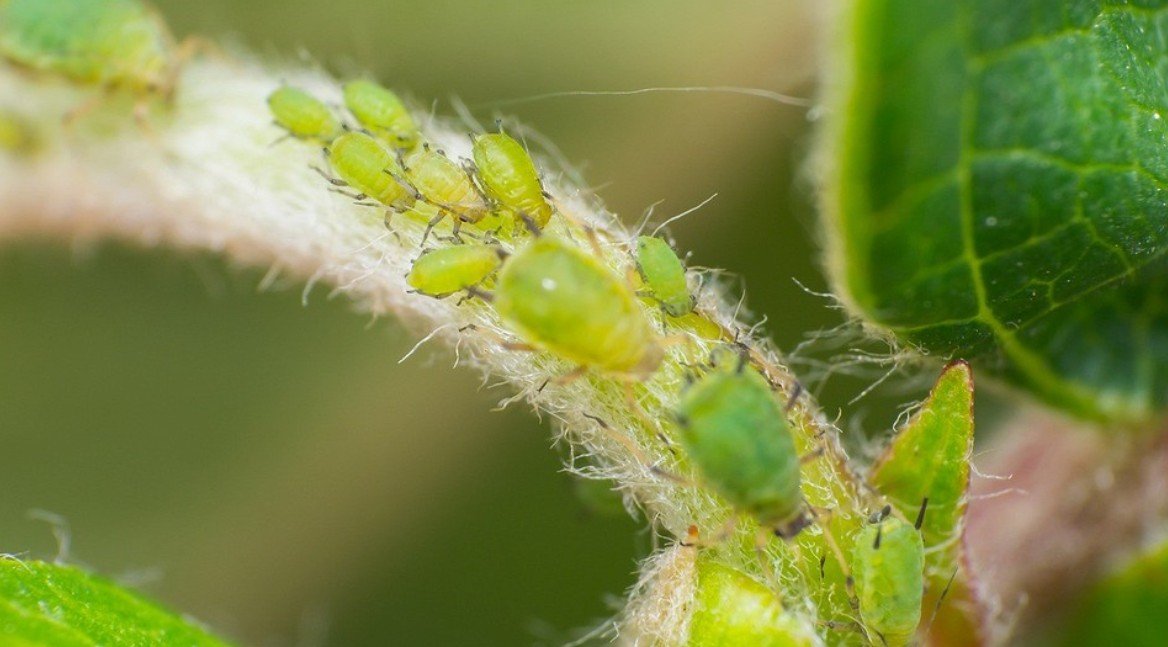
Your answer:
[784,381,805,411]
[620,380,658,432]
[923,567,960,639]
[517,211,543,237]
[421,211,447,245]
[463,286,495,304]
[581,413,657,472]
[552,365,589,386]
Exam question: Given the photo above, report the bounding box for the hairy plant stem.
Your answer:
[0,55,870,643]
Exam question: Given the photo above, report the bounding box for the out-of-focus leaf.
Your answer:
[823,0,1168,423]
[1054,539,1168,646]
[0,559,232,647]
[872,362,983,645]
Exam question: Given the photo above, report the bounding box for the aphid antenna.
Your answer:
[634,199,665,237]
[650,193,718,237]
[914,497,929,531]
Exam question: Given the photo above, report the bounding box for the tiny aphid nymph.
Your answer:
[0,0,184,114]
[674,366,804,536]
[268,86,342,142]
[407,245,504,298]
[401,147,490,235]
[343,80,420,150]
[472,132,554,229]
[493,236,664,377]
[635,236,693,317]
[326,131,414,209]
[851,504,926,647]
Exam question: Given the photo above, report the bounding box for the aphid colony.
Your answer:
[0,0,935,639]
[269,79,930,641]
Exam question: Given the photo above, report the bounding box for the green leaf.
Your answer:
[0,559,232,647]
[823,0,1168,423]
[871,362,983,645]
[1053,538,1168,645]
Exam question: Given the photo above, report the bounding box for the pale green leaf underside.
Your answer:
[828,0,1168,422]
[0,559,231,647]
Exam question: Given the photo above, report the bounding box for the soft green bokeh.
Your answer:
[0,1,851,645]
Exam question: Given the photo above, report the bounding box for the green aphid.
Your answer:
[406,244,504,298]
[472,132,553,229]
[401,147,490,236]
[675,367,805,537]
[342,79,419,150]
[688,559,818,647]
[325,131,414,209]
[493,236,664,378]
[852,504,926,647]
[0,0,180,98]
[635,235,693,317]
[268,86,341,142]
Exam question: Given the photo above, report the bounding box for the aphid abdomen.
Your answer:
[342,80,419,150]
[675,369,802,529]
[327,132,413,209]
[0,0,173,91]
[407,245,502,297]
[268,86,341,142]
[494,237,662,376]
[852,515,925,646]
[635,236,693,317]
[472,133,553,228]
[405,149,488,222]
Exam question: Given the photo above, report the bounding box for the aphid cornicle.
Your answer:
[402,148,489,218]
[471,132,554,229]
[268,86,342,142]
[406,245,504,298]
[342,80,419,150]
[493,237,664,377]
[326,131,414,209]
[635,235,693,317]
[674,366,804,537]
[0,0,181,108]
[851,505,925,646]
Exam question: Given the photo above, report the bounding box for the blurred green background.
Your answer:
[0,1,887,644]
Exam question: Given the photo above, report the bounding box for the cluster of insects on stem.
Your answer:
[0,0,940,642]
[267,76,936,646]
